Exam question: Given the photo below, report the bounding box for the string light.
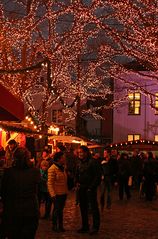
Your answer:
[106,139,158,150]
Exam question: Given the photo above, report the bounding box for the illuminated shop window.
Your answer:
[128,134,140,141]
[128,92,141,115]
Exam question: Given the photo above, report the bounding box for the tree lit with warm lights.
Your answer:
[0,0,157,127]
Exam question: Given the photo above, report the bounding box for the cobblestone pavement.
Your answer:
[36,188,158,239]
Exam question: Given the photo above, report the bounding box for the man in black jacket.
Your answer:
[1,147,40,239]
[75,145,101,235]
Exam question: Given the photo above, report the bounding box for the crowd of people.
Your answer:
[0,140,158,238]
[99,149,158,207]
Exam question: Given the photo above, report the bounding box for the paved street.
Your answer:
[36,189,158,239]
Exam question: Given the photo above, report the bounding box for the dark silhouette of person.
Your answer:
[75,145,101,235]
[118,153,132,200]
[1,147,40,239]
[143,151,156,201]
[100,150,112,210]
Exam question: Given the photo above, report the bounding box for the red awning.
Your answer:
[0,84,24,121]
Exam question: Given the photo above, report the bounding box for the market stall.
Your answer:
[0,84,24,121]
[48,135,87,153]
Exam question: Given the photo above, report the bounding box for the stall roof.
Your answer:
[0,84,24,121]
[0,121,41,135]
[49,135,87,144]
[88,144,104,149]
[106,140,158,151]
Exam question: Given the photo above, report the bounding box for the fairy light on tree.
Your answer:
[0,0,157,134]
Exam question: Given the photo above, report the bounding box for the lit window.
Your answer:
[155,93,158,114]
[128,135,133,141]
[128,134,140,141]
[52,110,63,124]
[128,92,141,115]
[135,93,140,99]
[155,135,158,142]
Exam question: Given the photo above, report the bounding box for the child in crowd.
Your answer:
[38,160,52,219]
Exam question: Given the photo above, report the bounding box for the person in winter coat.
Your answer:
[47,151,68,232]
[75,145,101,235]
[131,149,144,189]
[118,152,132,200]
[5,139,18,168]
[38,160,52,219]
[100,150,112,210]
[143,151,157,201]
[1,147,40,239]
[109,149,119,186]
[36,149,53,169]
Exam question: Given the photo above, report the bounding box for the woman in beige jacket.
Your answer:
[47,151,68,232]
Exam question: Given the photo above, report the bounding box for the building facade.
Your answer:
[112,71,158,143]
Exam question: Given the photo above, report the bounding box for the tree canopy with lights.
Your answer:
[0,0,157,128]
